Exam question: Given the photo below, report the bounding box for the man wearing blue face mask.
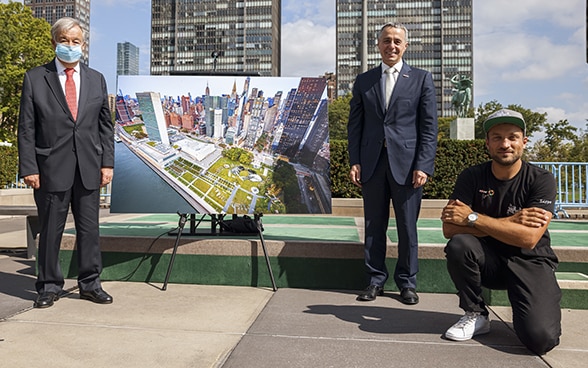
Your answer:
[18,17,114,308]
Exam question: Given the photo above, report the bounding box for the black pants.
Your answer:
[445,234,561,355]
[34,167,103,294]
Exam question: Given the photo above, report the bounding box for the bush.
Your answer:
[329,139,489,199]
[330,140,361,198]
[0,145,19,187]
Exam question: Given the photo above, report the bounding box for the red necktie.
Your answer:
[65,68,77,120]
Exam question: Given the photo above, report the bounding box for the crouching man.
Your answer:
[440,109,561,355]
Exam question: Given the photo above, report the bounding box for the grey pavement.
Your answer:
[1,214,587,367]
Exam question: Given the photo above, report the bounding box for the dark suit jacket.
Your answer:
[347,63,437,186]
[18,59,114,192]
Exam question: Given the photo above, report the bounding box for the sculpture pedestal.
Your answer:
[450,118,475,140]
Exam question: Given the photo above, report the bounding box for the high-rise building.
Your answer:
[275,77,328,159]
[24,0,91,64]
[150,0,281,76]
[117,42,140,76]
[136,92,170,146]
[336,0,473,117]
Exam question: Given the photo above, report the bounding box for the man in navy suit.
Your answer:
[18,17,114,308]
[348,22,438,304]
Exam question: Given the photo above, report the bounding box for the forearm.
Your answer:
[442,222,486,239]
[441,199,550,249]
[472,213,550,249]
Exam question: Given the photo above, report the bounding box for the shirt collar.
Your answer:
[55,58,80,74]
[381,60,403,75]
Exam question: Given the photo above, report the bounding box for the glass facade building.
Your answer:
[117,42,140,76]
[24,0,91,64]
[151,0,281,76]
[336,0,473,117]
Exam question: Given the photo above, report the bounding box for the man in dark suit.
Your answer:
[348,22,438,304]
[18,17,114,308]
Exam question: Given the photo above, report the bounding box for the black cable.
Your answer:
[114,226,178,282]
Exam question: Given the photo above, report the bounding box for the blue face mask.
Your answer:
[55,43,83,63]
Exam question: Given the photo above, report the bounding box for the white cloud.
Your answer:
[281,20,335,77]
[473,0,588,132]
[474,0,582,33]
[282,0,335,26]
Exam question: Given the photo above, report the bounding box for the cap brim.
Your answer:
[483,116,525,134]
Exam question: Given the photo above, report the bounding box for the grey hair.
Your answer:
[378,22,409,42]
[51,17,85,42]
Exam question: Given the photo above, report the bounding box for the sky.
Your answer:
[3,0,587,137]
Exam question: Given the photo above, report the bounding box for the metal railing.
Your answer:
[4,174,111,205]
[531,162,588,218]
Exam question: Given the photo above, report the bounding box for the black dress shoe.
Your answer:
[356,285,384,301]
[34,292,59,308]
[400,288,419,305]
[79,288,113,304]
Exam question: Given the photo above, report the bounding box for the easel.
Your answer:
[162,213,277,292]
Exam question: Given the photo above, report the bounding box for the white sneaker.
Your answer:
[444,312,490,341]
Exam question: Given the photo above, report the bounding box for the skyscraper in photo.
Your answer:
[136,92,170,146]
[117,42,140,76]
[24,0,91,64]
[150,0,281,76]
[336,0,473,117]
[275,77,327,159]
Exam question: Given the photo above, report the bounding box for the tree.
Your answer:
[528,120,583,162]
[0,2,53,143]
[328,93,351,141]
[436,116,454,140]
[568,122,588,163]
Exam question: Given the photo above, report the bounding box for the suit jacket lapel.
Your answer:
[365,66,386,116]
[389,63,411,105]
[43,60,72,120]
[77,63,90,123]
[385,63,412,120]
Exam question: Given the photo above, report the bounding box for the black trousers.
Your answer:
[445,234,561,355]
[34,167,103,294]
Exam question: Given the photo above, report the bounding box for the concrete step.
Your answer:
[484,272,588,310]
[44,213,588,309]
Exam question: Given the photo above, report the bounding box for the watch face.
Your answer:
[468,213,478,222]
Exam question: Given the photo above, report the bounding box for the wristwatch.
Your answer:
[467,212,478,227]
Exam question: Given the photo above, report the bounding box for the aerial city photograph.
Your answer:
[111,75,331,215]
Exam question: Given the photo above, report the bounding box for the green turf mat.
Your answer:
[556,272,588,281]
[70,223,177,237]
[548,221,588,230]
[129,214,357,226]
[263,227,359,242]
[130,214,185,222]
[261,215,356,226]
[549,232,588,247]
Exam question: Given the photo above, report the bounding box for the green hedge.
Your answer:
[330,139,489,199]
[0,145,18,187]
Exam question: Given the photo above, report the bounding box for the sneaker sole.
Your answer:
[445,325,490,341]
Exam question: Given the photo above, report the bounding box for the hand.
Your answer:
[349,164,362,188]
[100,167,113,187]
[412,170,428,188]
[441,199,471,226]
[23,174,40,190]
[510,207,551,228]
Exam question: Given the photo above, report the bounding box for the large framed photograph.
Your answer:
[111,75,331,215]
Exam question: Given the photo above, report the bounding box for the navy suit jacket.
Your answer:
[347,63,437,186]
[18,59,114,192]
